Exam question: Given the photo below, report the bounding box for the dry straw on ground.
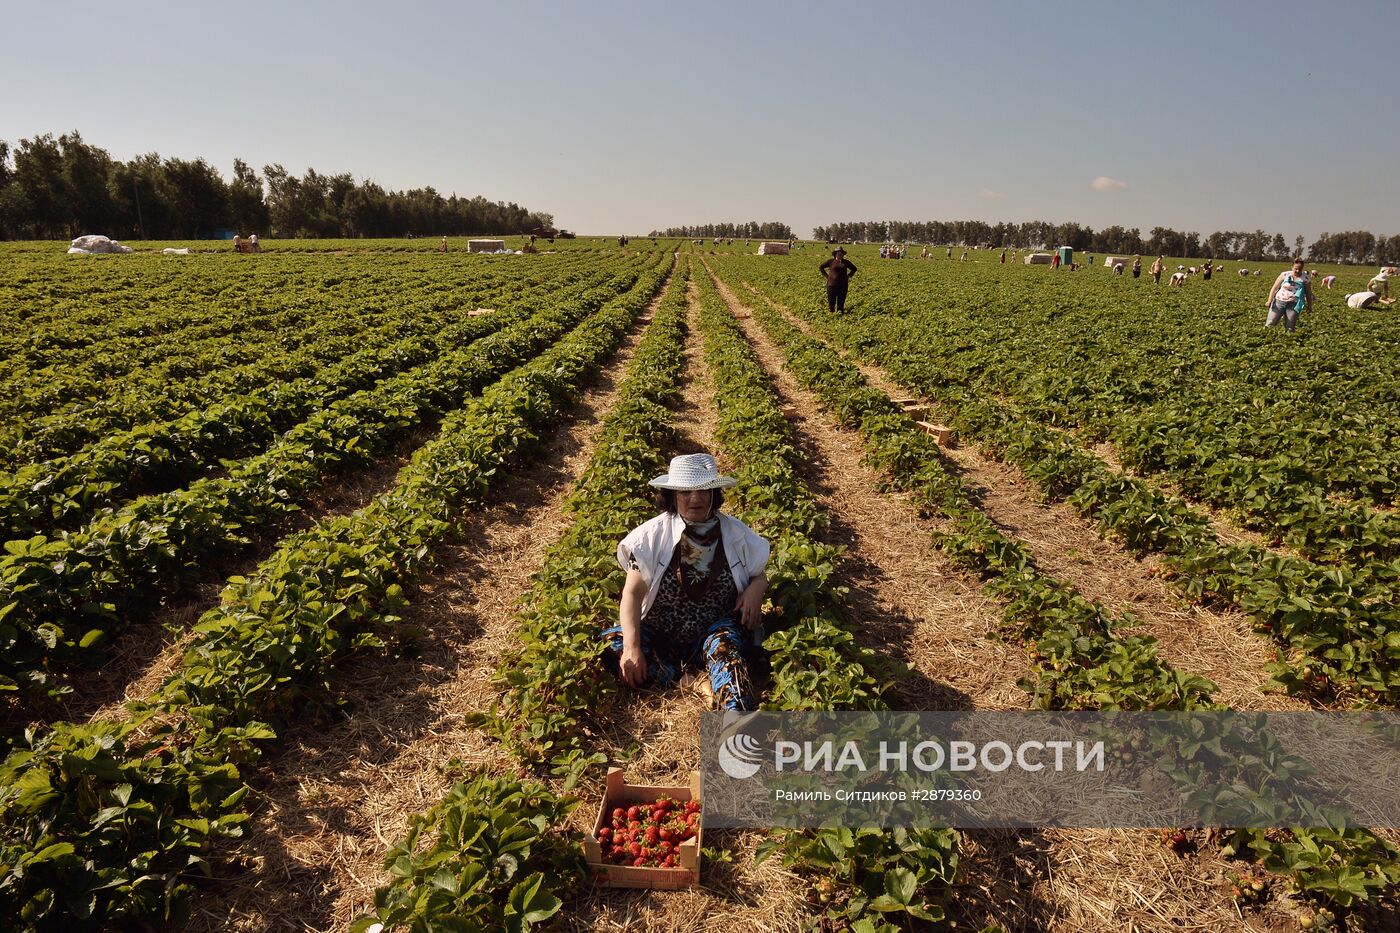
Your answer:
[186,296,661,931]
[726,279,1332,933]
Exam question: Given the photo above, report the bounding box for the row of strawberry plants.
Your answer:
[0,260,629,539]
[1,253,603,407]
[0,259,529,429]
[849,260,1399,513]
[0,276,344,386]
[693,266,961,932]
[482,261,690,764]
[854,267,1398,567]
[351,261,690,931]
[0,249,542,379]
[366,260,952,932]
[720,257,1399,707]
[0,262,651,718]
[728,279,1218,713]
[0,256,607,467]
[775,289,1399,709]
[2,299,384,423]
[0,252,671,931]
[729,279,1400,925]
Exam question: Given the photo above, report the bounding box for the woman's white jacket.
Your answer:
[617,512,770,619]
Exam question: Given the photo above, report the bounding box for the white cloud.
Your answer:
[1091,176,1128,191]
[979,188,1005,200]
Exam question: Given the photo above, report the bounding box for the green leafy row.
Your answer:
[692,266,961,932]
[482,260,689,764]
[724,273,1399,922]
[353,260,690,931]
[728,279,1217,713]
[873,266,1396,567]
[804,293,1398,707]
[0,281,539,540]
[721,256,1399,706]
[0,250,670,930]
[0,263,648,714]
[0,251,601,467]
[0,250,515,394]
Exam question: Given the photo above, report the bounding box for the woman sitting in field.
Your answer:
[604,453,769,711]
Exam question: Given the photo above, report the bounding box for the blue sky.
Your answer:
[2,0,1395,239]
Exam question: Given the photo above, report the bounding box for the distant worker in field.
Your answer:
[1000,249,1006,264]
[606,453,769,712]
[1051,252,1061,270]
[1265,257,1313,333]
[819,246,858,313]
[1202,260,1214,281]
[1345,290,1383,310]
[1132,256,1142,278]
[1321,274,1336,289]
[946,246,953,259]
[1151,255,1165,284]
[1169,271,1188,286]
[440,236,448,253]
[232,234,244,253]
[1366,266,1394,303]
[1113,261,1125,275]
[249,233,260,253]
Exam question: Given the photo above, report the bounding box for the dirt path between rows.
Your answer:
[934,443,1304,711]
[75,430,435,728]
[736,283,1295,713]
[727,278,1316,932]
[185,290,666,932]
[559,273,810,933]
[711,272,1028,712]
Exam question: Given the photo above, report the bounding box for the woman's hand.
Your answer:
[619,641,647,687]
[734,574,769,630]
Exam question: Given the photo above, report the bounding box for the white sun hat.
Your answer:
[649,453,737,491]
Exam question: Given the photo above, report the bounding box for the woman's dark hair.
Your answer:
[655,488,724,516]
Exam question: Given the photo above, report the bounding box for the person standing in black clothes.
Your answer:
[819,247,858,313]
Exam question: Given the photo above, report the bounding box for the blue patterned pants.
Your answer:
[601,617,756,711]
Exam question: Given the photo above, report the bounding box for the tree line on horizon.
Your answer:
[648,221,793,240]
[812,220,1399,265]
[0,131,554,240]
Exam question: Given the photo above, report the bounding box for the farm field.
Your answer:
[0,238,1396,932]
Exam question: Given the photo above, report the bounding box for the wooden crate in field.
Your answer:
[583,768,702,889]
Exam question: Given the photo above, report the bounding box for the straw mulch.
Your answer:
[69,424,439,728]
[557,275,814,932]
[711,271,1029,711]
[183,304,661,931]
[938,443,1305,713]
[735,285,1339,933]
